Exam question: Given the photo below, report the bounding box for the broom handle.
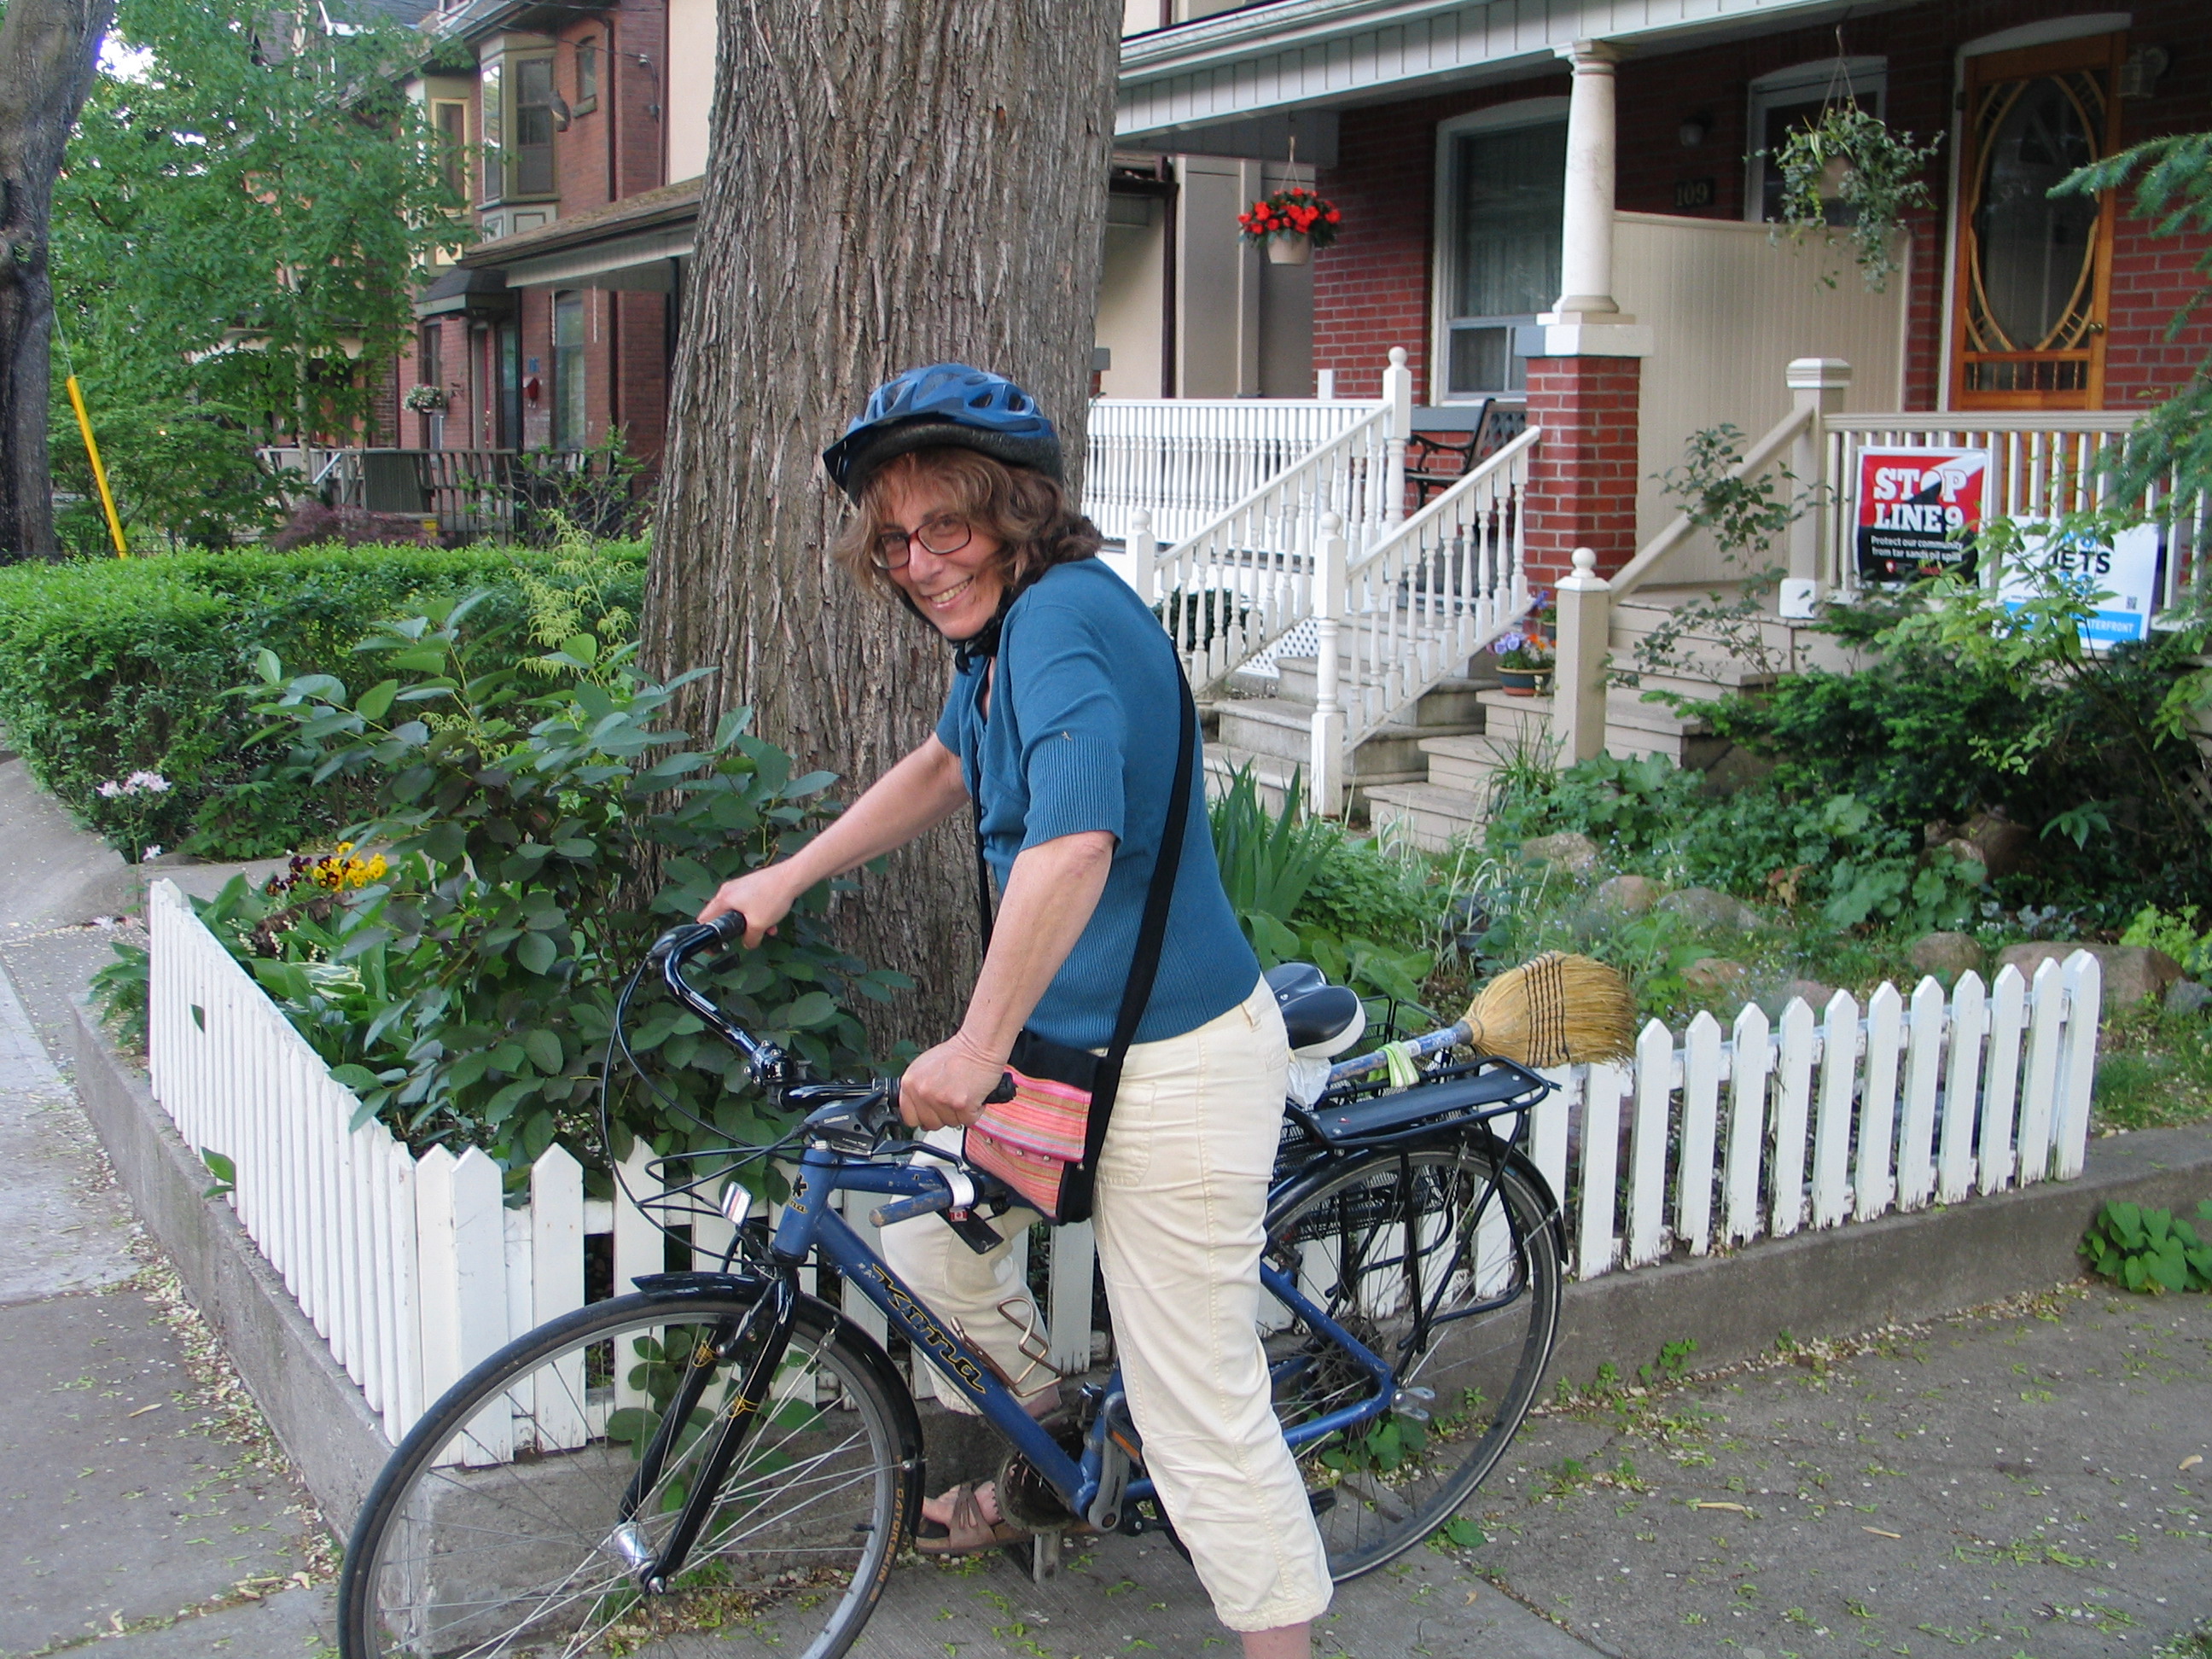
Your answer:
[1324,1021,1472,1085]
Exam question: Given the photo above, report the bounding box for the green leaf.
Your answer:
[777,991,837,1029]
[354,678,402,722]
[514,931,558,976]
[523,1028,564,1074]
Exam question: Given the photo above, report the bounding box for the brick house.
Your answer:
[1105,0,2212,581]
[386,0,713,470]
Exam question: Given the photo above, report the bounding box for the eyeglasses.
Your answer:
[871,513,973,571]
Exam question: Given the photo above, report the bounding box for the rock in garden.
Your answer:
[1994,942,2182,1009]
[1594,874,1662,915]
[1656,886,1764,934]
[1908,931,1983,978]
[1683,957,1751,997]
[1520,831,1601,877]
[2164,979,2212,1018]
[1779,977,1838,1010]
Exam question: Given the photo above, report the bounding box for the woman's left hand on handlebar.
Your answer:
[899,1033,1010,1132]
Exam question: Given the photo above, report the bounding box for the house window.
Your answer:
[1435,102,1568,399]
[1744,59,1888,225]
[512,55,556,196]
[575,38,599,110]
[553,291,586,450]
[433,100,468,199]
[420,323,445,448]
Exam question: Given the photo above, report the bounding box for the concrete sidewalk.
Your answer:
[0,759,335,1658]
[839,1288,2209,1658]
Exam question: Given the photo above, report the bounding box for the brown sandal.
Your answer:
[914,1481,1032,1557]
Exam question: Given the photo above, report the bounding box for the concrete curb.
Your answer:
[69,998,393,1528]
[1551,1121,2212,1386]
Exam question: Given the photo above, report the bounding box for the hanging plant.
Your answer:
[1237,187,1342,251]
[404,382,450,412]
[1770,104,1941,293]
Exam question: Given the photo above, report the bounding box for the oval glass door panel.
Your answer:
[1970,77,2098,352]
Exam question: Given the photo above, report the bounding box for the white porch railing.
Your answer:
[1821,411,2208,606]
[1125,349,1417,695]
[1301,427,1542,810]
[147,878,2100,1441]
[1085,394,1383,547]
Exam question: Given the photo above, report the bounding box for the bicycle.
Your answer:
[338,914,1566,1657]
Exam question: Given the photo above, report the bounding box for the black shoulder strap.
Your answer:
[969,646,1199,1067]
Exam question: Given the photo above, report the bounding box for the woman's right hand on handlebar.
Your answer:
[698,866,804,949]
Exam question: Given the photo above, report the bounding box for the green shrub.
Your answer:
[154,591,907,1180]
[1704,568,2212,921]
[0,540,644,859]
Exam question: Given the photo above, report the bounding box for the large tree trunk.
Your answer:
[0,0,114,561]
[645,0,1124,1048]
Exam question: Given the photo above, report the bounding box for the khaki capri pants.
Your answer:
[879,978,1333,1633]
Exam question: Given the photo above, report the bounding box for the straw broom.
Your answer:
[1328,951,1637,1082]
[1456,950,1637,1067]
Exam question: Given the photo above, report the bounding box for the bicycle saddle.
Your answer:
[1265,962,1365,1056]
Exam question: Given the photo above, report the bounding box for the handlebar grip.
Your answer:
[984,1072,1016,1105]
[648,911,748,967]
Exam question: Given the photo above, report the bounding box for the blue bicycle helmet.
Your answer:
[820,363,1062,501]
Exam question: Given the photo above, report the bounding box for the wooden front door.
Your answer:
[1950,32,2124,410]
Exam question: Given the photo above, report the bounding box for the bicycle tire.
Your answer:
[1261,1133,1562,1580]
[338,1284,920,1659]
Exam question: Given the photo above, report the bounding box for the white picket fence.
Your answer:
[1084,394,1382,548]
[146,878,2100,1442]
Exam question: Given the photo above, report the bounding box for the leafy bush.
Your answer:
[166,592,906,1179]
[0,539,644,859]
[1482,751,1984,934]
[2080,1201,2212,1295]
[1706,566,2212,921]
[2121,904,2212,978]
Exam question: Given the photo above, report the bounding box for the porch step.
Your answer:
[1365,782,1487,853]
[1214,697,1481,781]
[1272,660,1493,727]
[1202,745,1424,818]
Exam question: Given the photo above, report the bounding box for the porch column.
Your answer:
[1522,38,1651,584]
[1552,40,1622,323]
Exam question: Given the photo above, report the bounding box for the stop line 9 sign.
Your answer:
[1854,445,1990,584]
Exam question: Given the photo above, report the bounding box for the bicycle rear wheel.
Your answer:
[1261,1135,1562,1580]
[339,1286,918,1658]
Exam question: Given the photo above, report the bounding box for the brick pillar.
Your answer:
[1523,352,1642,582]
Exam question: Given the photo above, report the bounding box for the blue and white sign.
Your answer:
[1994,519,2163,649]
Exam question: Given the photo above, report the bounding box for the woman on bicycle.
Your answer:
[699,363,1330,1657]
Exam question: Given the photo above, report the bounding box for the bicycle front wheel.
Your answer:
[1261,1135,1562,1580]
[339,1286,918,1659]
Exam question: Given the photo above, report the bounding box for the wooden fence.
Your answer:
[146,879,2099,1443]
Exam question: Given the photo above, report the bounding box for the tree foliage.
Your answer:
[51,0,467,546]
[2058,131,2212,504]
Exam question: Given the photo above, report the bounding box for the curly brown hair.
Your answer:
[830,447,1102,597]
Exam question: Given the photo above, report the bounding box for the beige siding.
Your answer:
[1615,211,1908,584]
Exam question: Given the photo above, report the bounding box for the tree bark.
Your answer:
[0,0,114,561]
[645,0,1124,1048]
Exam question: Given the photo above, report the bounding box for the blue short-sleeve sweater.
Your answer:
[934,558,1259,1049]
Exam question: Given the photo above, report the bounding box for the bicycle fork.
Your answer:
[602,1273,800,1593]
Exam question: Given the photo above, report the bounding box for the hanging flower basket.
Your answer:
[1768,102,1940,293]
[1237,187,1341,261]
[404,383,450,413]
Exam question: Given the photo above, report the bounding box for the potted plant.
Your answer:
[1490,628,1554,696]
[1237,186,1342,265]
[1769,102,1940,293]
[404,382,450,413]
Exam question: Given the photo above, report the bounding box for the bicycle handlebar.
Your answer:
[650,911,1016,1139]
